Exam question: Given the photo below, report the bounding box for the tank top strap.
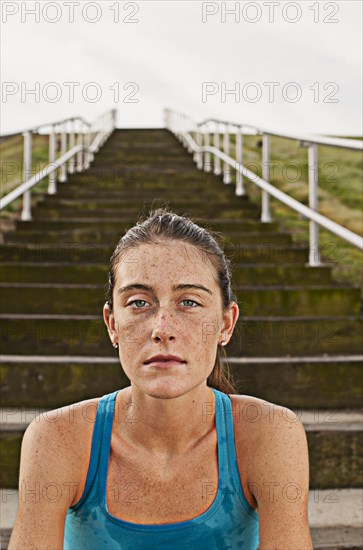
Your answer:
[70,390,120,511]
[211,387,230,492]
[97,389,121,499]
[211,388,245,497]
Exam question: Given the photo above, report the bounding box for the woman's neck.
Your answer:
[114,385,216,458]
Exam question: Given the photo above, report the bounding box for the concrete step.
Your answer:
[1,317,362,356]
[0,242,312,264]
[90,154,197,164]
[62,173,236,188]
[104,128,175,139]
[1,355,362,409]
[95,145,195,154]
[56,196,250,210]
[32,207,273,222]
[0,406,362,488]
[8,229,294,246]
[37,192,259,207]
[0,284,359,317]
[92,139,192,151]
[98,143,190,152]
[32,197,258,212]
[60,167,222,182]
[53,178,246,194]
[93,156,192,165]
[54,176,227,196]
[101,141,183,150]
[33,191,253,202]
[38,181,238,192]
[14,217,280,233]
[0,262,334,286]
[0,488,361,549]
[32,206,262,221]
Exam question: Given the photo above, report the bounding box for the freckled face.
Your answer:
[109,240,227,398]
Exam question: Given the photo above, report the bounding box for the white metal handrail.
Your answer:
[164,109,363,266]
[1,116,91,139]
[0,145,83,209]
[0,109,117,220]
[197,117,363,151]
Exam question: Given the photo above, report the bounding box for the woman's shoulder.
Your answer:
[228,392,307,476]
[29,394,104,436]
[23,393,115,507]
[228,392,297,423]
[228,392,303,440]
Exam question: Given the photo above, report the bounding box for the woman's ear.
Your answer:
[103,302,118,345]
[220,301,239,344]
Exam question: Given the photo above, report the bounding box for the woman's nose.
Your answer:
[151,306,176,342]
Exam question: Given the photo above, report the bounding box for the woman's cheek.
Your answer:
[118,318,145,346]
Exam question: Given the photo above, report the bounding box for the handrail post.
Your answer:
[183,115,189,148]
[180,114,185,146]
[261,133,272,222]
[59,122,67,182]
[204,123,211,172]
[167,109,171,131]
[68,119,75,174]
[112,108,117,131]
[180,113,184,144]
[21,130,33,221]
[102,114,106,145]
[187,116,193,153]
[94,117,100,153]
[196,126,203,169]
[100,115,104,147]
[214,122,220,175]
[193,125,199,164]
[223,123,231,183]
[178,112,181,137]
[235,125,245,195]
[308,143,321,265]
[174,111,179,139]
[89,122,95,163]
[77,120,83,172]
[176,112,181,142]
[85,125,91,169]
[48,124,57,195]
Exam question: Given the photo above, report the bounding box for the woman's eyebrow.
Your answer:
[117,283,213,295]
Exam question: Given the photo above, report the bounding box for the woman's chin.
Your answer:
[132,378,192,399]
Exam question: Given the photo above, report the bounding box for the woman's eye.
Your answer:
[127,300,148,308]
[181,299,199,307]
[126,299,199,309]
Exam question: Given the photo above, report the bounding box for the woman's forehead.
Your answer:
[117,242,215,280]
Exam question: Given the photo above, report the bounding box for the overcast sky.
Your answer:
[1,0,362,136]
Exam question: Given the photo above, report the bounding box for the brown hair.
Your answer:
[106,204,238,395]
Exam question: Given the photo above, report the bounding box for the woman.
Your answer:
[9,207,312,549]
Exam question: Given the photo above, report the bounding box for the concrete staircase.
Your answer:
[1,129,362,549]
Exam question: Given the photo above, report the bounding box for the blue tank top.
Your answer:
[64,388,260,549]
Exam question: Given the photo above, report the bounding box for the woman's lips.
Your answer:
[145,360,185,369]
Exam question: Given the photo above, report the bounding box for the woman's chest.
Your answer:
[105,433,219,524]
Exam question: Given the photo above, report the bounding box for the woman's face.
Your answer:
[104,240,239,399]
